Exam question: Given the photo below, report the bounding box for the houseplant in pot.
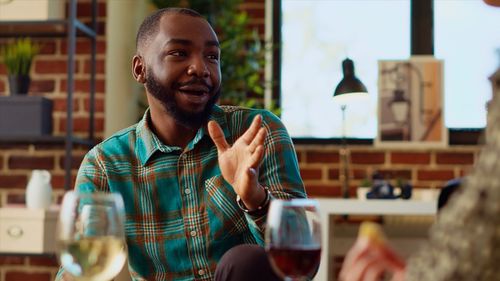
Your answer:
[0,38,39,95]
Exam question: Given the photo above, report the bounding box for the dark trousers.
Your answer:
[215,244,282,281]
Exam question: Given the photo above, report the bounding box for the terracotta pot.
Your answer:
[8,74,31,95]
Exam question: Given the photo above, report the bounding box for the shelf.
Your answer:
[0,136,94,146]
[0,19,96,38]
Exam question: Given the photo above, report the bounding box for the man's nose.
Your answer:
[187,57,210,78]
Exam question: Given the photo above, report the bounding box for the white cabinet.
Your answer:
[0,207,58,254]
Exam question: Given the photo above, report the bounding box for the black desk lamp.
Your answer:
[333,58,368,198]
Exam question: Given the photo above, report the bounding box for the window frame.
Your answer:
[273,0,485,145]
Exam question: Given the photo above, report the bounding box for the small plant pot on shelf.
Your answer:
[8,74,31,95]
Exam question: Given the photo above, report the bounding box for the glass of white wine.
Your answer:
[57,191,127,281]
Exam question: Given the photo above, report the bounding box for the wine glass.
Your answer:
[57,191,127,281]
[265,199,322,281]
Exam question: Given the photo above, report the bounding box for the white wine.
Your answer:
[59,236,126,281]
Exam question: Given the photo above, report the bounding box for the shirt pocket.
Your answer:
[204,174,249,241]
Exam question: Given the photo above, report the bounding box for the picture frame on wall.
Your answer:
[376,56,448,147]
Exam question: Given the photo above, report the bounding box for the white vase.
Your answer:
[26,170,53,209]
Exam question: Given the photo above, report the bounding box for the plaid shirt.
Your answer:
[58,105,306,281]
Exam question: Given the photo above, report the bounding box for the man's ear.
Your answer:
[132,55,146,83]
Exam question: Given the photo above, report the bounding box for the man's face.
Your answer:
[142,13,222,128]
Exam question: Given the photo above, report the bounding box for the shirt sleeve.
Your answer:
[242,110,307,243]
[75,147,109,193]
[55,147,109,280]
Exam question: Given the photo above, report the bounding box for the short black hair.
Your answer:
[135,8,203,53]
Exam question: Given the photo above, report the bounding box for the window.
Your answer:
[280,0,500,139]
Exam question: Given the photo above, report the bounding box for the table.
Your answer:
[314,199,437,281]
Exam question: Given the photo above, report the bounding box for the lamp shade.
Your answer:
[333,58,368,105]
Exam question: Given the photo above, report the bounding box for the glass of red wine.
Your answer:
[265,199,322,281]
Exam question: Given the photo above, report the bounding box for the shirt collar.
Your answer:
[135,105,230,166]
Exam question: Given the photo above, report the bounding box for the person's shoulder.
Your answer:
[90,123,139,155]
[219,105,280,123]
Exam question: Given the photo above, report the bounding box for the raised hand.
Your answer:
[208,115,268,210]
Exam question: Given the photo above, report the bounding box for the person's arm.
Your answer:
[55,148,108,281]
[208,110,306,243]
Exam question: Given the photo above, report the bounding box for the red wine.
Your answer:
[267,246,321,278]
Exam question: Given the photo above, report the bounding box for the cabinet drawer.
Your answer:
[0,207,58,254]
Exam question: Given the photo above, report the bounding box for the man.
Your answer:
[57,7,306,281]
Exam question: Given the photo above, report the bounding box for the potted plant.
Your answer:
[0,38,39,95]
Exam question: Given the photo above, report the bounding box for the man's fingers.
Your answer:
[248,127,267,153]
[250,145,265,167]
[208,120,229,152]
[240,115,262,144]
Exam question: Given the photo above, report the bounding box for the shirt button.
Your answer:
[184,188,191,195]
[190,230,197,237]
[198,269,205,276]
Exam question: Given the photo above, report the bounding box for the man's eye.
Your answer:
[207,54,219,61]
[170,51,187,57]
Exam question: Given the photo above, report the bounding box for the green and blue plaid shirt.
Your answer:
[59,105,306,281]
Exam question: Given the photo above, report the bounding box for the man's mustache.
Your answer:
[175,78,213,92]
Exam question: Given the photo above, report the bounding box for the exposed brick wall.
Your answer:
[296,145,479,198]
[0,0,105,279]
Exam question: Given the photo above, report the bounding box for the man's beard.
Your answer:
[144,69,220,129]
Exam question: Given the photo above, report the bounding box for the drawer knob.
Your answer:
[7,226,24,238]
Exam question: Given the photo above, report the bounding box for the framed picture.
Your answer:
[376,56,448,147]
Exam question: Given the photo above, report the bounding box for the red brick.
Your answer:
[9,156,55,170]
[61,39,106,55]
[5,271,51,281]
[7,193,25,204]
[305,184,341,198]
[83,58,106,74]
[378,169,412,181]
[295,150,302,163]
[242,7,265,19]
[59,116,104,133]
[0,63,6,74]
[52,97,80,112]
[417,170,455,181]
[328,168,339,180]
[0,256,24,265]
[0,175,28,188]
[76,1,107,18]
[306,151,339,163]
[52,174,77,190]
[38,41,57,55]
[352,169,368,180]
[60,79,105,93]
[459,167,473,177]
[28,255,58,267]
[0,79,5,92]
[81,20,106,36]
[30,79,55,93]
[59,155,85,170]
[34,59,78,74]
[390,152,430,164]
[436,152,474,165]
[300,168,322,180]
[84,97,105,113]
[351,152,385,164]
